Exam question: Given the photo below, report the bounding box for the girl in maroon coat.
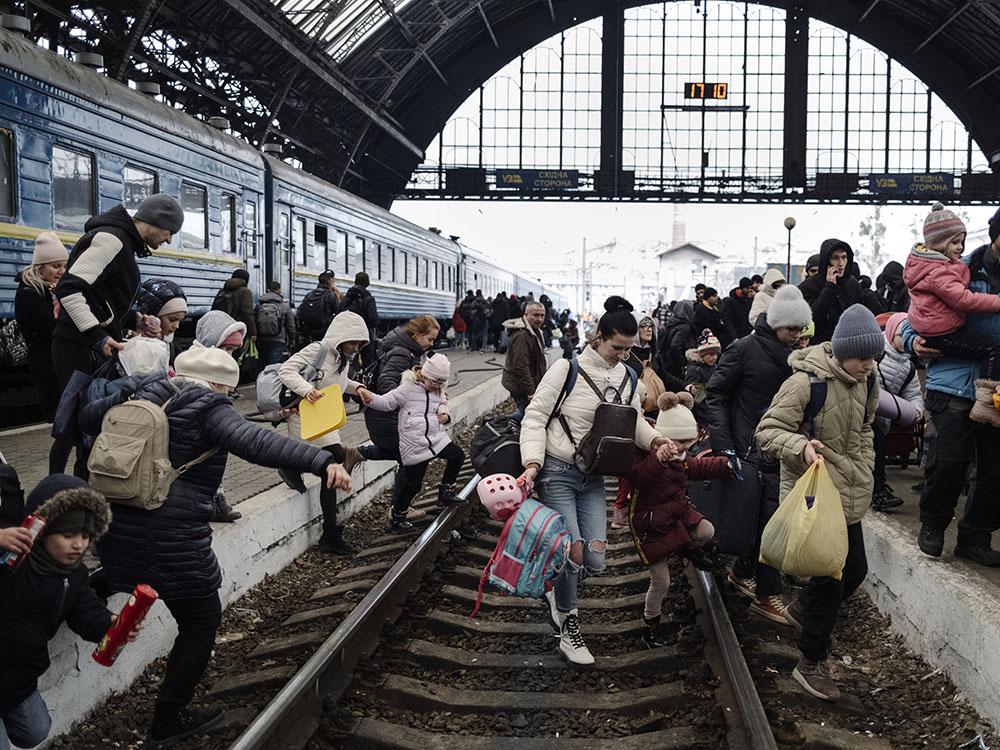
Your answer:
[626,391,734,648]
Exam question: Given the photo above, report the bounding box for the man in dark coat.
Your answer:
[502,302,547,416]
[491,291,510,351]
[657,299,698,391]
[298,272,342,343]
[255,280,296,366]
[797,238,882,343]
[213,269,257,341]
[721,277,754,340]
[707,284,813,622]
[692,287,736,349]
[339,272,379,365]
[53,193,183,387]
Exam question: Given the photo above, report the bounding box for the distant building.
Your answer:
[656,242,720,302]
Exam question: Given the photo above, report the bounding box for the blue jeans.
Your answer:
[258,340,286,366]
[536,456,607,613]
[0,691,51,750]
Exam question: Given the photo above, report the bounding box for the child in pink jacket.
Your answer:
[359,353,467,511]
[903,203,1000,379]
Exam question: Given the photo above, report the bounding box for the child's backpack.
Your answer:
[471,496,570,617]
[255,301,282,338]
[557,365,639,476]
[87,399,216,510]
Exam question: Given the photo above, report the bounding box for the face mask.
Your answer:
[345,351,358,361]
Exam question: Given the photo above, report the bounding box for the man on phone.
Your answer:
[797,238,883,344]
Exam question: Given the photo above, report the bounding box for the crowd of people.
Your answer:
[3,194,1000,745]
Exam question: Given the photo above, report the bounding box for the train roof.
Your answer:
[0,29,261,168]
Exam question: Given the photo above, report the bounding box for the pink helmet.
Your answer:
[477,473,527,521]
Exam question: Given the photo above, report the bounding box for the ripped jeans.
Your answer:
[536,456,607,613]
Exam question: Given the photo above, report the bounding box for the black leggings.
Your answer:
[155,593,223,717]
[391,443,466,518]
[320,445,346,536]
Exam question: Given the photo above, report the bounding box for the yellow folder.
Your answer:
[298,384,347,441]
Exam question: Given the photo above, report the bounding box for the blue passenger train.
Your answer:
[0,28,563,329]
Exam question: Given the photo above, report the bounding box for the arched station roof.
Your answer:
[19,0,1000,205]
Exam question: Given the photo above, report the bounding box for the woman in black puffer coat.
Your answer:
[87,344,351,746]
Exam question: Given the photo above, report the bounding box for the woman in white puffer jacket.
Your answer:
[518,296,672,667]
[278,311,372,555]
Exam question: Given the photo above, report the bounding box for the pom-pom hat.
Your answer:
[654,392,698,441]
[923,202,966,250]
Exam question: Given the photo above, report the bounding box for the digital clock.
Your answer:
[684,82,728,100]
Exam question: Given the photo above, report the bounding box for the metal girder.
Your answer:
[859,0,882,22]
[967,61,1000,90]
[220,0,424,159]
[112,0,163,80]
[543,0,555,22]
[915,0,975,52]
[476,3,499,50]
[375,0,449,87]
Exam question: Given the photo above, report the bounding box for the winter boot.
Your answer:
[969,379,1000,428]
[278,468,307,494]
[211,492,242,523]
[543,588,564,631]
[681,543,722,571]
[150,706,224,748]
[343,446,366,475]
[955,543,1000,567]
[559,612,595,666]
[318,526,356,556]
[641,615,670,649]
[871,487,903,512]
[436,483,465,507]
[917,524,944,557]
[388,514,417,534]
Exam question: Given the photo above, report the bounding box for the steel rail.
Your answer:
[695,569,778,750]
[229,474,480,750]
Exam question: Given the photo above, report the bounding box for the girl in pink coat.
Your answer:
[903,203,1000,378]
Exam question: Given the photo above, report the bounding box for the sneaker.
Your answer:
[917,525,944,557]
[681,544,721,571]
[792,658,841,701]
[150,706,224,748]
[749,594,788,624]
[317,527,356,556]
[211,492,242,523]
[783,599,804,632]
[278,468,307,494]
[543,588,565,631]
[641,616,670,649]
[871,487,904,512]
[559,613,595,666]
[726,570,757,599]
[343,447,366,475]
[388,516,417,534]
[436,483,466,507]
[955,543,1000,567]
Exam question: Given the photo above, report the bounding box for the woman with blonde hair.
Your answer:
[14,232,70,472]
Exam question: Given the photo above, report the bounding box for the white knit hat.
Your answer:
[33,231,68,265]
[119,336,170,377]
[766,284,812,330]
[174,341,239,388]
[654,392,698,441]
[421,353,451,383]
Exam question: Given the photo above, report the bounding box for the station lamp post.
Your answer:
[784,216,797,280]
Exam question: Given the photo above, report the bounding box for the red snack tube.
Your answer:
[0,514,46,570]
[92,583,158,667]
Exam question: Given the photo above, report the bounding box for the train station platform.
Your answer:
[0,347,536,742]
[864,464,1000,729]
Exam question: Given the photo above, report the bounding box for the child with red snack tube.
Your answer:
[0,475,140,750]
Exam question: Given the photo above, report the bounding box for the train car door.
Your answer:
[276,205,292,302]
[242,194,262,291]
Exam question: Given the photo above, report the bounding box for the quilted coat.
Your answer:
[755,342,879,525]
[625,451,731,565]
[903,243,1000,337]
[519,345,659,470]
[364,370,451,465]
[876,341,923,433]
[96,378,334,600]
[363,326,428,453]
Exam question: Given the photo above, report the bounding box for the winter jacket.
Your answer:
[722,289,753,339]
[508,295,522,321]
[876,342,923,433]
[279,312,368,448]
[519,345,660,470]
[798,239,883,343]
[693,300,734,349]
[54,205,147,348]
[657,300,698,388]
[755,342,879,525]
[707,317,794,457]
[365,370,451,465]
[747,268,786,325]
[256,291,295,346]
[339,284,379,331]
[14,276,61,420]
[217,277,256,337]
[502,317,547,398]
[96,378,334,600]
[451,307,467,334]
[876,261,910,313]
[0,561,111,709]
[626,451,730,565]
[490,296,509,331]
[903,243,1000,337]
[458,294,476,326]
[363,326,428,452]
[684,350,715,423]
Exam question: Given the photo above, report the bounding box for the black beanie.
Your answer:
[739,277,751,289]
[703,287,718,299]
[232,269,251,282]
[989,207,1000,243]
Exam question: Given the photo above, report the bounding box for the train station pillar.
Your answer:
[782,3,809,189]
[598,0,625,197]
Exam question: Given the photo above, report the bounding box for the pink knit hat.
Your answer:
[883,312,907,345]
[220,329,244,349]
[33,231,68,265]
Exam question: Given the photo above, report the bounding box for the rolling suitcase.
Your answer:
[687,458,762,558]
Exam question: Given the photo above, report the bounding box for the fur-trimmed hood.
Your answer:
[32,487,112,540]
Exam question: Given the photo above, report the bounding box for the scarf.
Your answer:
[27,542,74,578]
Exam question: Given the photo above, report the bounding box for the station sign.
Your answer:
[868,173,955,196]
[496,169,579,190]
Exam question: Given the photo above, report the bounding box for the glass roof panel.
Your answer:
[271,0,418,62]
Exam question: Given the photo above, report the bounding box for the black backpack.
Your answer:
[211,288,235,316]
[298,288,330,330]
[256,301,282,338]
[558,364,639,476]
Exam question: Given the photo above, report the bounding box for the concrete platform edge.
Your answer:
[862,512,1000,728]
[39,358,517,743]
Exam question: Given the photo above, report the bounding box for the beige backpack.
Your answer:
[87,398,215,510]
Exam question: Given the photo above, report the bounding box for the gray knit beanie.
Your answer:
[133,193,184,233]
[766,284,812,330]
[831,304,884,360]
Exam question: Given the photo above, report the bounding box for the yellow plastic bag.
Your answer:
[759,460,848,580]
[298,384,347,441]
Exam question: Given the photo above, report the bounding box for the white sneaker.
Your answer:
[559,613,595,666]
[543,589,565,631]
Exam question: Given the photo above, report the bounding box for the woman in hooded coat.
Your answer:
[748,268,787,325]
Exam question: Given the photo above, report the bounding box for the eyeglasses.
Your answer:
[639,323,654,330]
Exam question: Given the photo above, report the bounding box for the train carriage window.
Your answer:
[373,242,381,279]
[314,224,328,270]
[296,217,307,265]
[179,182,207,249]
[220,194,236,254]
[243,201,258,258]
[447,266,453,293]
[335,231,348,274]
[279,211,290,265]
[380,245,391,281]
[423,258,430,288]
[52,146,94,230]
[0,129,13,218]
[396,250,406,283]
[432,261,438,290]
[407,254,417,287]
[122,165,156,212]
[355,236,366,273]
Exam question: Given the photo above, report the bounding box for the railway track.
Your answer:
[220,474,777,750]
